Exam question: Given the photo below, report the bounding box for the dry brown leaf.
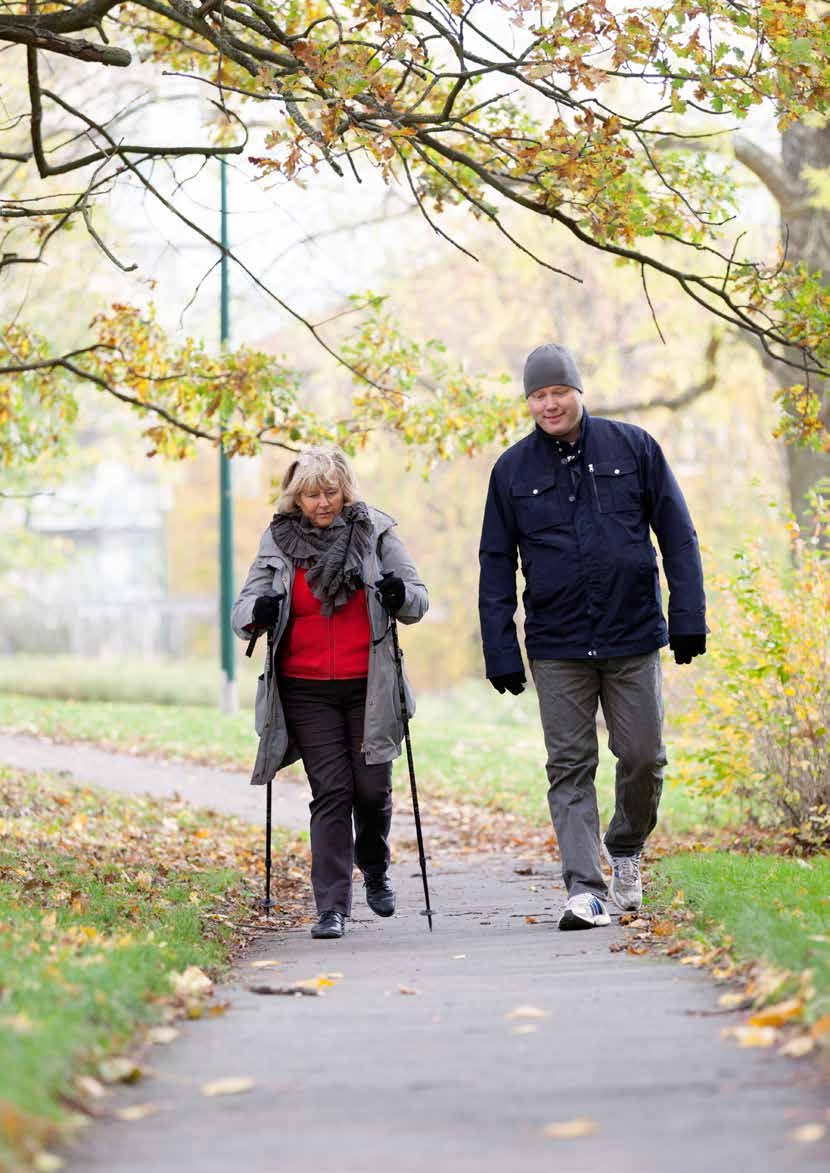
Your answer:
[249,959,282,969]
[201,1077,255,1097]
[33,1154,64,1172]
[525,916,538,924]
[76,1076,107,1100]
[790,1123,826,1144]
[749,998,803,1028]
[543,1117,600,1139]
[505,1005,549,1020]
[398,985,419,995]
[116,1104,159,1122]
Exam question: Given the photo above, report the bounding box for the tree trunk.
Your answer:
[767,122,830,529]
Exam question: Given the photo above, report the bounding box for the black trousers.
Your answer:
[280,677,393,915]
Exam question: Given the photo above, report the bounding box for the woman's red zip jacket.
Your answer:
[278,566,371,679]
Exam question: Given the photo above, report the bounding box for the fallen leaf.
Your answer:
[33,1154,64,1172]
[723,1025,777,1048]
[626,945,648,956]
[543,1117,599,1139]
[505,1005,549,1020]
[76,1076,107,1100]
[0,1012,34,1034]
[750,999,803,1028]
[525,916,538,924]
[249,959,282,969]
[201,1077,255,1097]
[779,1035,816,1059]
[512,1024,538,1035]
[116,1104,159,1122]
[146,1026,179,1046]
[452,954,466,960]
[810,1014,830,1039]
[790,1123,825,1143]
[98,1058,143,1085]
[718,992,750,1010]
[398,985,419,995]
[170,966,212,999]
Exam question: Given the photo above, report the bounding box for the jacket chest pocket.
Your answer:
[511,476,561,534]
[255,555,288,592]
[590,461,643,514]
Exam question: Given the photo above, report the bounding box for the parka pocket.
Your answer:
[510,475,561,534]
[255,555,287,592]
[254,672,268,736]
[590,461,642,513]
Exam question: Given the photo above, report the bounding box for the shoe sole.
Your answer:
[310,928,345,939]
[558,909,611,931]
[601,839,643,912]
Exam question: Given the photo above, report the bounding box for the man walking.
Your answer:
[478,344,706,930]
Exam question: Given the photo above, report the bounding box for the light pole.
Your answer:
[218,157,238,714]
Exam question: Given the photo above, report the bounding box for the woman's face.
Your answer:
[297,480,345,528]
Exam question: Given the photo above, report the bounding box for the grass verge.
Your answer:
[0,684,733,837]
[0,767,306,1172]
[649,851,830,1030]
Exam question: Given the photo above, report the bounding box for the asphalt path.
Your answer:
[3,733,829,1172]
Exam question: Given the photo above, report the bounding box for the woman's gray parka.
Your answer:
[231,506,428,786]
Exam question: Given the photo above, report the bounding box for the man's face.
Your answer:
[526,384,583,441]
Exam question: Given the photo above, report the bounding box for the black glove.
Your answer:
[375,574,406,614]
[489,671,526,696]
[669,633,706,665]
[252,592,281,629]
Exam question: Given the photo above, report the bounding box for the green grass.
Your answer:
[0,692,260,768]
[652,852,830,1020]
[0,654,262,708]
[2,680,732,835]
[0,767,293,1171]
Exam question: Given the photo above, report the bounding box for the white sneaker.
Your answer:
[558,891,611,931]
[602,838,643,911]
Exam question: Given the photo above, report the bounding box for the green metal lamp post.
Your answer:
[219,158,238,714]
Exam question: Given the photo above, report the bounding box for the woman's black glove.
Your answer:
[375,574,406,614]
[489,671,526,696]
[252,592,281,629]
[669,633,706,665]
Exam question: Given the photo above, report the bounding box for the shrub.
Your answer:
[674,498,829,849]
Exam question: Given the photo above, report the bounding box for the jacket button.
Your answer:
[532,488,539,495]
[614,469,620,475]
[568,494,575,502]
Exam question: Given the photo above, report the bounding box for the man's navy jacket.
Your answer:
[478,409,706,677]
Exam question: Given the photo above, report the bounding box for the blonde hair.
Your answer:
[276,446,360,514]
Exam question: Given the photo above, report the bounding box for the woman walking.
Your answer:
[232,448,428,939]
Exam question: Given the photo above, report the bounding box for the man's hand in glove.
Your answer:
[668,633,706,665]
[375,574,406,614]
[252,592,281,629]
[489,671,526,696]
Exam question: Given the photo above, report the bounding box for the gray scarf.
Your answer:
[270,501,374,616]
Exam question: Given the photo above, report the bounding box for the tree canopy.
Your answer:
[3,0,830,468]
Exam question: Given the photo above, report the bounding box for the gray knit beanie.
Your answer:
[523,344,583,397]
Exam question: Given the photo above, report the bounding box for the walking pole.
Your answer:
[245,598,279,915]
[385,597,434,931]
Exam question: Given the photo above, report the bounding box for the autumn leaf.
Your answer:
[98,1057,143,1084]
[790,1123,826,1144]
[116,1104,160,1122]
[505,1005,549,1020]
[749,998,803,1028]
[170,966,213,999]
[543,1117,600,1139]
[722,1025,777,1048]
[201,1077,255,1097]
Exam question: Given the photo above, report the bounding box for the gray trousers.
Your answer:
[530,652,667,898]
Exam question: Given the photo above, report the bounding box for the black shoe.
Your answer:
[364,873,396,918]
[311,911,346,939]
